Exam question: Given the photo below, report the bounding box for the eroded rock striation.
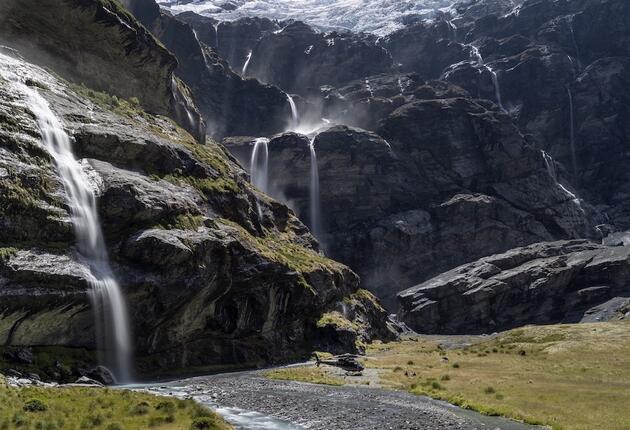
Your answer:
[398,240,630,334]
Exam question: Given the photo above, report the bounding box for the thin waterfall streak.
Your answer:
[309,139,322,239]
[567,86,578,179]
[242,50,253,75]
[250,137,270,192]
[287,93,299,129]
[470,45,505,111]
[2,64,133,382]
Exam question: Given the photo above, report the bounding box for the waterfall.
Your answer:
[286,93,299,129]
[541,150,584,213]
[250,137,270,192]
[8,75,132,382]
[469,46,505,111]
[569,16,582,71]
[213,22,220,50]
[242,50,253,76]
[309,139,322,239]
[566,86,578,178]
[365,79,374,98]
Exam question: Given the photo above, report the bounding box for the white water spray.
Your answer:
[308,139,322,239]
[286,93,299,129]
[250,137,270,192]
[2,65,133,382]
[242,50,253,75]
[470,46,505,111]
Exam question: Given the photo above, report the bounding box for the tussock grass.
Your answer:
[264,322,630,430]
[0,379,232,430]
[265,368,344,386]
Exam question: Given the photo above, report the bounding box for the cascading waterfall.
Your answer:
[566,85,578,179]
[469,46,505,111]
[242,50,253,75]
[308,139,322,239]
[4,68,132,382]
[541,150,584,213]
[286,93,299,129]
[250,137,270,192]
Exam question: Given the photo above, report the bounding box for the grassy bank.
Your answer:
[266,322,630,430]
[0,378,232,430]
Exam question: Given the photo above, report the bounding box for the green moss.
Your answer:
[153,214,206,231]
[0,247,18,261]
[317,311,359,332]
[344,289,384,312]
[69,83,148,120]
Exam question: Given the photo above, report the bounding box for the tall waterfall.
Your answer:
[566,86,578,178]
[242,50,253,75]
[250,137,270,192]
[6,70,132,382]
[309,139,322,239]
[470,46,505,111]
[286,93,299,129]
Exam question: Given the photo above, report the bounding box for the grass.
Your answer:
[0,377,233,430]
[317,312,358,332]
[265,322,630,430]
[265,367,344,386]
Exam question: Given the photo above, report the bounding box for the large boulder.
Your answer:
[398,240,630,334]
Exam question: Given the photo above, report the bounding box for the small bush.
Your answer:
[393,366,404,372]
[190,417,218,429]
[518,350,527,356]
[440,374,450,381]
[23,400,47,412]
[452,363,460,368]
[484,386,496,394]
[130,402,150,416]
[431,381,443,390]
[495,394,505,400]
[156,401,176,414]
[407,360,414,365]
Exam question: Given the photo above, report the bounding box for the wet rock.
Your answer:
[86,366,115,385]
[75,376,104,386]
[2,347,34,364]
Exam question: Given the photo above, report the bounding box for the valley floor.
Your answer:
[266,322,630,430]
[143,370,538,429]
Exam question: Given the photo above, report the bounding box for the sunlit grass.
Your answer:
[266,322,630,430]
[0,379,232,430]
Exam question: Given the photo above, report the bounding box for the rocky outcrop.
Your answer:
[0,51,393,378]
[120,1,294,138]
[0,0,205,142]
[398,240,630,334]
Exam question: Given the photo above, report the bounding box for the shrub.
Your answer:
[407,361,414,365]
[431,381,443,390]
[190,417,218,429]
[156,401,176,414]
[130,402,150,415]
[23,400,47,412]
[452,363,460,368]
[440,374,450,381]
[484,386,496,394]
[393,366,404,372]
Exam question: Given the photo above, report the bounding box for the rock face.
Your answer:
[398,240,630,334]
[0,51,393,378]
[121,0,294,138]
[225,95,599,307]
[0,0,205,142]
[244,21,393,95]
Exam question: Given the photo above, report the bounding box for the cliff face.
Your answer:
[0,0,205,143]
[0,50,392,378]
[121,0,295,138]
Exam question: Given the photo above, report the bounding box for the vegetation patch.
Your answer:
[0,379,232,430]
[265,367,345,386]
[317,311,358,332]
